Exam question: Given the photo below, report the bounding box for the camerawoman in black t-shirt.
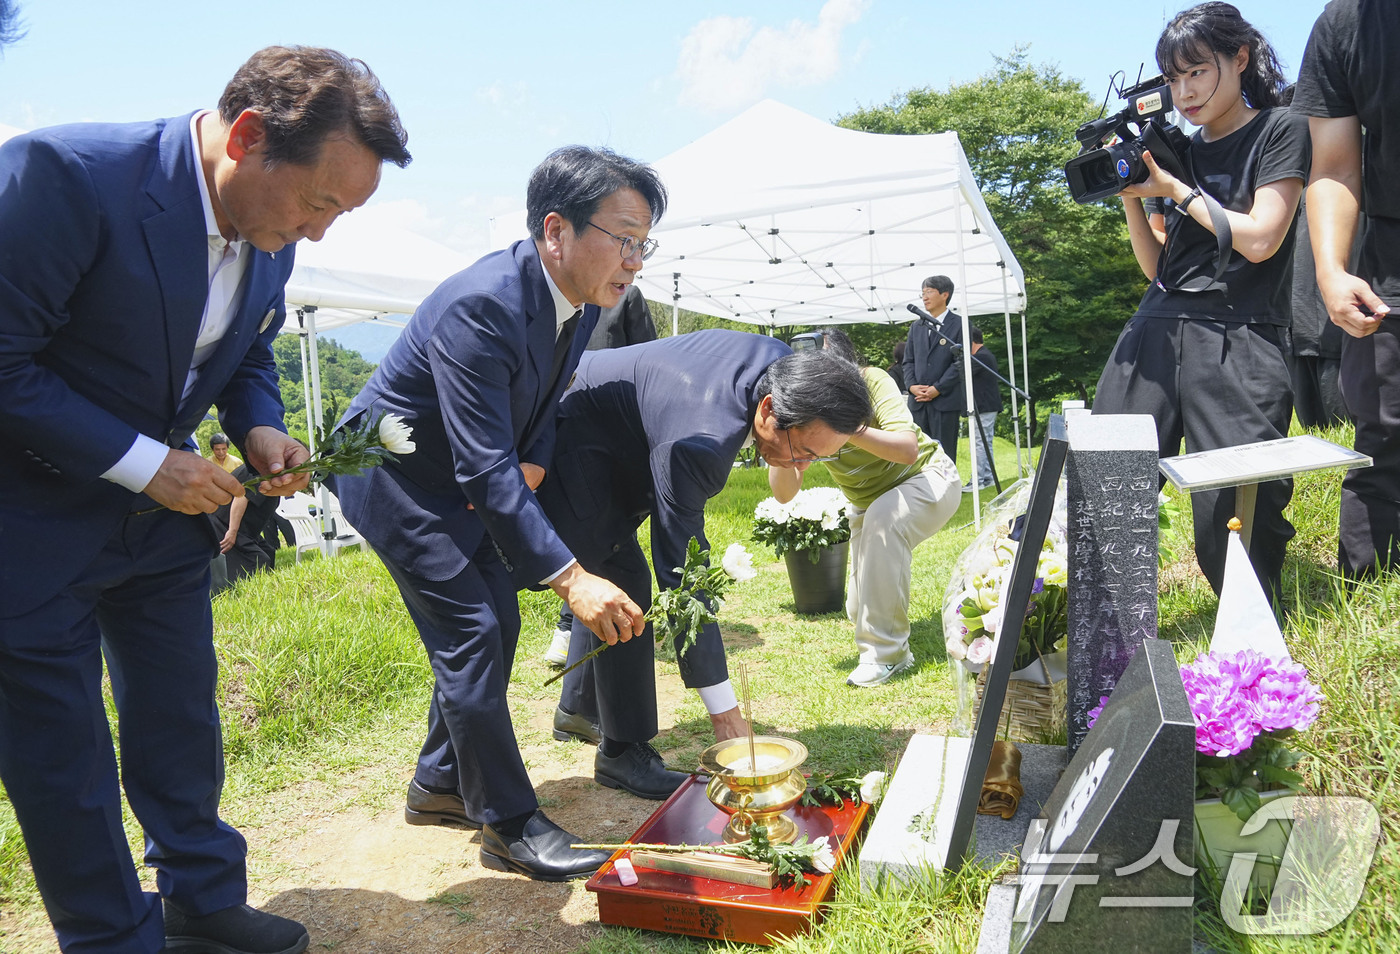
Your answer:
[1094,2,1309,609]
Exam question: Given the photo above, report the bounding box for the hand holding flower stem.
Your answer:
[543,539,756,687]
[239,410,415,489]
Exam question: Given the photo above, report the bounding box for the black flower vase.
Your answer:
[783,541,849,614]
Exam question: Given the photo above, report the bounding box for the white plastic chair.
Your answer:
[276,492,324,562]
[318,489,368,556]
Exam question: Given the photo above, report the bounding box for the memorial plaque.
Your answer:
[858,736,1065,888]
[1065,413,1159,756]
[980,637,1195,954]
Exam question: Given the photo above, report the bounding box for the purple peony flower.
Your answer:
[1248,660,1323,733]
[1180,649,1323,756]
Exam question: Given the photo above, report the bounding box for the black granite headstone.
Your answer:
[1000,637,1195,954]
[1065,413,1159,756]
[944,416,1069,874]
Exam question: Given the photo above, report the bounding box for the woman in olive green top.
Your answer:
[769,330,961,687]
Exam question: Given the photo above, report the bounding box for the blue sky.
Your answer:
[1,0,1326,256]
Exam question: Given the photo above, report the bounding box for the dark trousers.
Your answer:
[558,535,659,742]
[1094,317,1295,606]
[910,400,961,466]
[1290,353,1348,429]
[0,510,244,954]
[379,539,537,824]
[1339,321,1400,578]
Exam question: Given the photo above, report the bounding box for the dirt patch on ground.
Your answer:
[6,676,693,954]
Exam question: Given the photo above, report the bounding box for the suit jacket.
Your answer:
[902,310,964,411]
[0,114,294,617]
[537,329,790,686]
[333,240,596,584]
[585,283,657,351]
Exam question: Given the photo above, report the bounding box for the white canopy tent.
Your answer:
[490,99,1032,513]
[280,214,471,450]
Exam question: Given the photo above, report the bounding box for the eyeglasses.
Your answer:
[784,429,841,464]
[588,222,659,262]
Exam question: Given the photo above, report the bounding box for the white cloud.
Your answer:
[474,81,530,112]
[675,0,871,113]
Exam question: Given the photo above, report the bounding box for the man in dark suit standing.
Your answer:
[902,275,965,466]
[0,47,409,954]
[333,147,666,882]
[540,332,872,797]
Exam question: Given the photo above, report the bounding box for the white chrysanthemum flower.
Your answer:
[721,543,757,582]
[378,413,416,454]
[810,836,837,874]
[859,771,887,805]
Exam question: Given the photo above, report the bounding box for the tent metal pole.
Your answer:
[1000,266,1025,477]
[297,312,314,458]
[672,272,680,337]
[1021,310,1032,449]
[952,191,980,529]
[304,305,334,554]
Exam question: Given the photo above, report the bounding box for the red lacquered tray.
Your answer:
[585,775,869,945]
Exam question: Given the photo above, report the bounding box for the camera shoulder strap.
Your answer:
[1165,150,1231,294]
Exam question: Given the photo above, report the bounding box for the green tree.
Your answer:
[838,51,1146,414]
[272,333,375,444]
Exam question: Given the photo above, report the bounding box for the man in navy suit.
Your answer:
[541,332,872,796]
[902,275,965,465]
[333,147,666,882]
[0,47,409,954]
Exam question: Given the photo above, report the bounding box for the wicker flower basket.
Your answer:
[967,653,1068,743]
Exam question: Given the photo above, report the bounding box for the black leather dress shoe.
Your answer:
[404,779,482,829]
[163,900,309,954]
[552,706,601,744]
[595,741,688,800]
[479,810,610,881]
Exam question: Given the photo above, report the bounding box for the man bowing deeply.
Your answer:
[332,146,666,882]
[540,332,872,798]
[0,47,410,954]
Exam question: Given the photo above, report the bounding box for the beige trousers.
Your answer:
[846,457,961,665]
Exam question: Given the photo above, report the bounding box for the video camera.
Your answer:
[1064,75,1193,204]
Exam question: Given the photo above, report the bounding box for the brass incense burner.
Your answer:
[699,735,809,844]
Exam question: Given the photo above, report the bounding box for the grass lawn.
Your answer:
[2,423,1397,953]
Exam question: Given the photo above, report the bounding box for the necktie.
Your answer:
[547,309,582,391]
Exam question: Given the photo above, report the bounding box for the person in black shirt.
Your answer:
[1094,2,1308,608]
[1294,0,1400,579]
[208,464,282,593]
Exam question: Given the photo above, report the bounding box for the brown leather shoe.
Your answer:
[404,779,481,829]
